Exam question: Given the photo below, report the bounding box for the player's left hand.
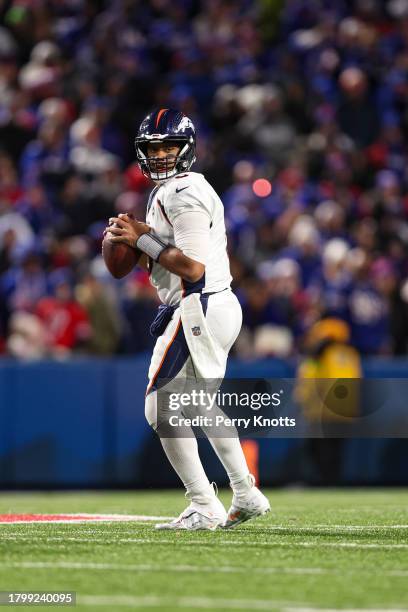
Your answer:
[105,214,151,248]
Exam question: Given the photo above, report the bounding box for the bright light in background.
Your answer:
[252,178,272,197]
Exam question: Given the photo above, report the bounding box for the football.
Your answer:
[102,231,142,279]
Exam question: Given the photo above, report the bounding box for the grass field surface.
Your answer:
[0,489,407,611]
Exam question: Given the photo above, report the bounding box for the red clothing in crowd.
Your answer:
[35,298,90,349]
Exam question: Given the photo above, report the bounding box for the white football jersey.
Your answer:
[145,171,232,306]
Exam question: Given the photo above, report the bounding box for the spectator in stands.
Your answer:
[76,272,121,356]
[35,269,91,358]
[1,247,47,314]
[348,254,392,355]
[295,316,362,484]
[0,0,407,359]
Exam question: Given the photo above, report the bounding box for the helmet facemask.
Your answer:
[135,137,196,182]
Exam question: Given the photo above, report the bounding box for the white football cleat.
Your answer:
[223,475,271,529]
[155,495,227,531]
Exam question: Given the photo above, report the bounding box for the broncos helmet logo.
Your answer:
[135,109,196,181]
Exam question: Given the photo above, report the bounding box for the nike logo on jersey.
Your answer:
[176,186,189,193]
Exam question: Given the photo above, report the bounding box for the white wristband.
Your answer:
[136,232,169,262]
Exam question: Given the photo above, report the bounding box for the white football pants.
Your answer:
[145,289,251,503]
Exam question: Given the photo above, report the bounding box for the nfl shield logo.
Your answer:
[191,326,201,336]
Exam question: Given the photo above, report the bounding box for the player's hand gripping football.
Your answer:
[104,213,151,249]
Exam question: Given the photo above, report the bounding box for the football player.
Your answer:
[105,108,270,529]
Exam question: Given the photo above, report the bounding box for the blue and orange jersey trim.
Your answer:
[157,198,172,226]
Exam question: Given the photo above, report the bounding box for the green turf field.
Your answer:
[0,489,407,611]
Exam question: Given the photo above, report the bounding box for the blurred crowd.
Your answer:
[0,0,408,360]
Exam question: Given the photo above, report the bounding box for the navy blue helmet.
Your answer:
[135,108,196,181]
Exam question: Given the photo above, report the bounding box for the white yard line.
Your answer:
[1,521,407,530]
[0,561,407,578]
[0,534,407,549]
[316,525,408,529]
[77,595,408,611]
[286,609,408,612]
[0,520,163,525]
[0,514,174,524]
[79,595,296,610]
[258,525,408,531]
